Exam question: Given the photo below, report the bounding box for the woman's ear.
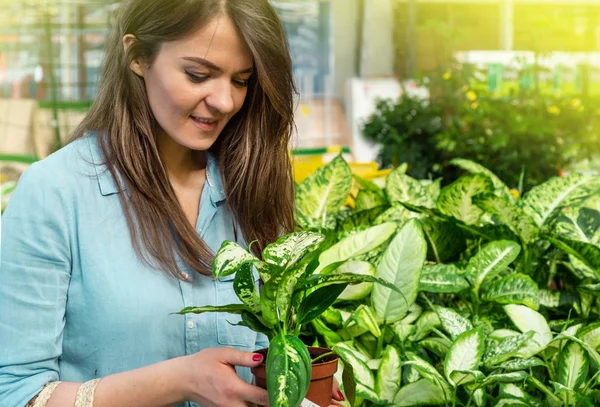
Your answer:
[122,34,144,77]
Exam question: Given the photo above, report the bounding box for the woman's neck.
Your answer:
[156,133,207,187]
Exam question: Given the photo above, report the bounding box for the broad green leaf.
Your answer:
[499,383,527,399]
[213,241,258,278]
[578,283,600,296]
[263,231,324,270]
[333,343,375,389]
[392,379,446,406]
[423,178,442,202]
[356,189,386,211]
[353,305,382,338]
[356,384,385,404]
[434,305,473,340]
[482,274,540,310]
[317,223,397,273]
[554,199,600,244]
[296,283,348,325]
[466,240,521,297]
[403,353,452,399]
[295,155,352,229]
[449,158,513,201]
[302,272,401,295]
[367,358,382,370]
[558,341,589,390]
[334,261,376,301]
[177,304,248,315]
[577,322,600,351]
[449,370,485,386]
[471,371,529,390]
[504,304,552,358]
[373,203,415,225]
[550,333,600,367]
[400,303,424,325]
[545,235,600,279]
[522,173,600,228]
[472,388,486,407]
[386,170,435,208]
[394,323,414,342]
[373,219,427,323]
[494,398,530,407]
[409,311,441,342]
[421,217,467,263]
[311,319,344,348]
[353,173,385,194]
[473,193,539,243]
[235,311,274,335]
[497,357,545,371]
[437,174,494,225]
[483,331,536,366]
[419,337,452,357]
[444,328,485,386]
[336,206,387,239]
[233,263,260,313]
[375,346,401,402]
[420,263,470,293]
[341,359,357,407]
[266,334,311,407]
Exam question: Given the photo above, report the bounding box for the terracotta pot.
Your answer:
[252,346,339,407]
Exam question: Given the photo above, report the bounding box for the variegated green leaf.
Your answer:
[392,379,446,406]
[336,206,387,239]
[375,346,401,402]
[353,173,385,194]
[177,304,248,315]
[449,370,485,386]
[353,305,382,338]
[545,235,600,279]
[522,173,600,228]
[437,174,494,225]
[295,154,352,229]
[494,398,530,407]
[466,240,521,297]
[472,388,487,407]
[386,170,436,208]
[551,333,600,367]
[266,334,311,407]
[311,319,343,348]
[421,217,467,263]
[497,357,545,371]
[473,193,539,243]
[471,371,529,390]
[373,203,416,225]
[356,189,386,211]
[434,305,473,340]
[420,263,470,293]
[334,261,375,301]
[233,263,260,313]
[558,341,589,390]
[333,343,375,389]
[419,337,452,357]
[409,311,442,342]
[578,283,600,296]
[403,353,452,399]
[554,197,600,244]
[482,274,539,310]
[444,328,485,386]
[317,223,397,273]
[504,304,552,358]
[303,272,400,295]
[483,331,536,366]
[449,158,513,201]
[577,322,600,351]
[213,241,258,279]
[423,178,442,202]
[263,231,324,270]
[372,219,426,323]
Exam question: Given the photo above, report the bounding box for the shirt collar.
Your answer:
[88,133,226,205]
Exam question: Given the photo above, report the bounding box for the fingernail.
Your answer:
[337,390,345,401]
[252,354,263,362]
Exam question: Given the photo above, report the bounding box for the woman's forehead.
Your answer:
[161,15,253,71]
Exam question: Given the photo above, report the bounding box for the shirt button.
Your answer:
[187,320,195,329]
[182,272,190,280]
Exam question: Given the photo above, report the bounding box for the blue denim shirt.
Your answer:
[0,134,268,407]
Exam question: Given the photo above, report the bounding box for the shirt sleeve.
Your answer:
[0,162,72,407]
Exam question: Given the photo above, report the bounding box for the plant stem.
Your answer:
[311,351,335,364]
[375,330,385,359]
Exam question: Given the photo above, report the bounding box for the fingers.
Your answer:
[331,377,344,402]
[240,382,270,407]
[219,348,265,368]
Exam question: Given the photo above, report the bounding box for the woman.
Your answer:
[0,0,344,406]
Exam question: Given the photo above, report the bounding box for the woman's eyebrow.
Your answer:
[181,57,253,74]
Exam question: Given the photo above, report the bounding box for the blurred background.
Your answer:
[1,0,600,210]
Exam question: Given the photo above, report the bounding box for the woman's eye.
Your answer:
[185,71,208,83]
[233,79,249,88]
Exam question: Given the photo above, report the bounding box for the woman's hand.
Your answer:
[327,377,345,407]
[184,347,269,407]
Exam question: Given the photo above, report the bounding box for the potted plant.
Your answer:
[177,230,401,407]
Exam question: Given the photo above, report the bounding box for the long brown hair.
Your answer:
[71,0,295,277]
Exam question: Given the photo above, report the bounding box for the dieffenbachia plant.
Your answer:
[177,230,402,407]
